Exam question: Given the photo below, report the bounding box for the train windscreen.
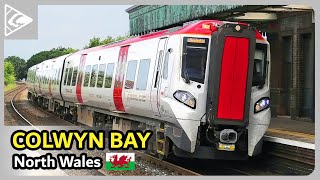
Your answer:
[181,37,209,84]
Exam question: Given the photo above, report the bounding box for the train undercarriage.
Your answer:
[28,92,252,160]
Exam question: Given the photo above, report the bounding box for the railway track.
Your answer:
[6,87,314,175]
[135,151,200,176]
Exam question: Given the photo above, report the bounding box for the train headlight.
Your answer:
[254,97,270,113]
[173,90,196,109]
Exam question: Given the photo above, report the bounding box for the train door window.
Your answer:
[136,59,151,90]
[67,67,73,86]
[154,50,164,88]
[163,51,170,80]
[104,63,115,88]
[182,37,209,84]
[125,60,138,89]
[83,65,91,87]
[72,67,78,86]
[97,64,106,88]
[64,68,69,85]
[90,64,98,87]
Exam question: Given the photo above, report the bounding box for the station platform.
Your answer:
[264,117,315,149]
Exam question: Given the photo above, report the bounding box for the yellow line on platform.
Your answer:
[267,128,314,141]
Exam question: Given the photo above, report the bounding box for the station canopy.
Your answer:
[126,5,313,35]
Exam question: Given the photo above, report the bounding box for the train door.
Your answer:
[158,48,172,117]
[113,45,129,112]
[76,54,87,104]
[151,37,168,117]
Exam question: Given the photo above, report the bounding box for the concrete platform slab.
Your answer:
[265,117,315,145]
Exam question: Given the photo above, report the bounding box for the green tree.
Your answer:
[84,35,131,49]
[85,37,102,49]
[4,56,26,80]
[26,47,77,71]
[4,61,16,85]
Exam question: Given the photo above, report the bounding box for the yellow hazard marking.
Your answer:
[267,128,314,141]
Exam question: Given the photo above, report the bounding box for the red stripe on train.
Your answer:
[76,54,87,104]
[217,37,249,121]
[113,46,129,112]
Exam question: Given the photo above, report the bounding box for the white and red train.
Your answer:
[27,20,271,159]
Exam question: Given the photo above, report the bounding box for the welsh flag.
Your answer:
[105,153,135,171]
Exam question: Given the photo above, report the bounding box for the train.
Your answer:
[26,20,271,160]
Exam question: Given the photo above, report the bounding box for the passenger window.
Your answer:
[67,67,73,86]
[136,59,151,90]
[83,65,91,87]
[163,51,170,80]
[64,68,68,85]
[105,63,115,88]
[72,67,78,86]
[97,64,106,88]
[90,64,98,87]
[125,60,138,89]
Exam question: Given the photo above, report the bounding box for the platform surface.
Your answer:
[265,116,315,146]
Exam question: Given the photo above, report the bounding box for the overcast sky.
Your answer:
[4,5,131,60]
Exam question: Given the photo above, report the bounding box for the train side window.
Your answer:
[67,67,73,86]
[58,68,61,85]
[55,69,58,85]
[90,64,98,87]
[83,65,91,87]
[182,37,209,84]
[64,68,69,85]
[163,51,170,80]
[104,63,115,88]
[125,60,138,89]
[52,70,55,85]
[136,59,151,90]
[72,67,78,86]
[97,64,106,88]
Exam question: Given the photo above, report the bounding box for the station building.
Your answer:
[126,5,315,122]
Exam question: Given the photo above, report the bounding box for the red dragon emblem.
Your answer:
[109,154,132,168]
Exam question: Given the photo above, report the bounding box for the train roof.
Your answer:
[72,20,266,56]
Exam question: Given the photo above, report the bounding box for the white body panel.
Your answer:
[26,20,271,158]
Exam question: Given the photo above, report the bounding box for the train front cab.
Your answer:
[172,23,271,160]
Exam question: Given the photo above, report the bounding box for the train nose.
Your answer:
[220,129,237,143]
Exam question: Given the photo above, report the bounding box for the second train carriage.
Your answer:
[27,20,271,159]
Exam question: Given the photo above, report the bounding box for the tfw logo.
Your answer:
[4,4,33,36]
[106,153,135,171]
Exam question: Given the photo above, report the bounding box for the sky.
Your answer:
[4,5,131,60]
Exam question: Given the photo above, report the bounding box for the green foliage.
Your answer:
[4,56,26,80]
[84,35,131,49]
[6,34,129,81]
[4,61,16,85]
[26,47,77,70]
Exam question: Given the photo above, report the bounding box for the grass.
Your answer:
[4,83,16,93]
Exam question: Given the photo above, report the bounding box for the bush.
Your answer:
[4,61,16,85]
